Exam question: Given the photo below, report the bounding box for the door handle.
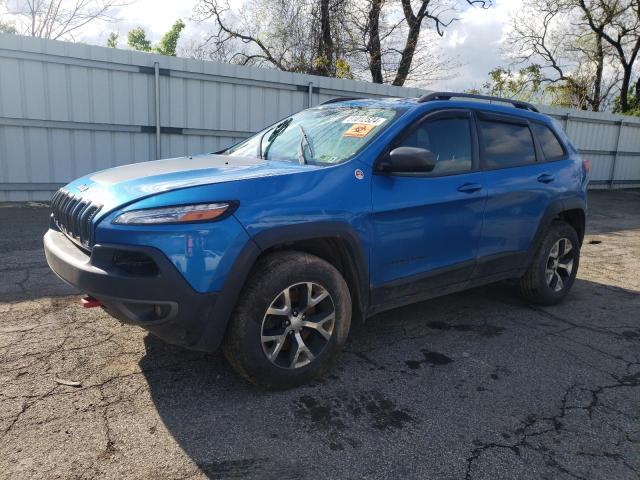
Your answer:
[537,173,555,183]
[457,183,482,193]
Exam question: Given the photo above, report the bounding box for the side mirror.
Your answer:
[377,147,437,174]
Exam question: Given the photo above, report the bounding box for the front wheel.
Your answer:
[223,251,351,389]
[519,221,580,305]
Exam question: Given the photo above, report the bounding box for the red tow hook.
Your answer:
[81,295,101,308]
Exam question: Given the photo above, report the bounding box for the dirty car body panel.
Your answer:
[44,96,588,352]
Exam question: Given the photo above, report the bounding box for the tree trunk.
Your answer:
[392,20,422,86]
[316,0,334,77]
[367,0,384,83]
[591,34,604,111]
[620,66,631,112]
[392,0,430,86]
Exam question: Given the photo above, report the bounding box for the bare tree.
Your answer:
[345,0,485,86]
[576,0,640,112]
[502,0,620,110]
[363,0,385,83]
[193,0,351,76]
[316,0,334,76]
[389,0,490,86]
[3,0,130,40]
[503,0,640,112]
[192,0,483,85]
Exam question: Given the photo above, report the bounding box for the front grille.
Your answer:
[50,189,102,249]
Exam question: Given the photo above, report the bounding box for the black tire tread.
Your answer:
[519,220,580,305]
[223,250,351,389]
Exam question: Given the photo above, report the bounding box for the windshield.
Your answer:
[224,105,405,165]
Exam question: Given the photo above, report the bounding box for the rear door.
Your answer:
[370,109,487,303]
[474,111,570,278]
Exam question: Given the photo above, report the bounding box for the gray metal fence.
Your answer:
[1,34,639,201]
[537,105,640,190]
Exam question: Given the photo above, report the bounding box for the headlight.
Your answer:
[113,202,234,225]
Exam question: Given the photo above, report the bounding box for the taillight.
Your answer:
[583,159,590,175]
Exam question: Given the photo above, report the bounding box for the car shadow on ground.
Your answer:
[138,278,640,479]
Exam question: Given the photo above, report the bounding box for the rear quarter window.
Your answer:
[478,120,536,168]
[531,123,566,160]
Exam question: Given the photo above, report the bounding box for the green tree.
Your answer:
[106,32,119,48]
[613,86,640,116]
[156,19,186,56]
[127,27,152,52]
[0,19,17,34]
[479,64,603,109]
[480,66,543,101]
[335,58,353,79]
[127,20,185,56]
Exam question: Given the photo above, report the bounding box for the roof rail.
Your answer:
[417,91,539,113]
[320,97,365,105]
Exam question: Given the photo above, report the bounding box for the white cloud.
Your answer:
[73,0,200,46]
[113,0,197,37]
[429,0,523,90]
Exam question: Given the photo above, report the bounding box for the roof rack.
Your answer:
[417,91,539,113]
[320,97,365,105]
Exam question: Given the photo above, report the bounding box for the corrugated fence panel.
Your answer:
[614,154,640,188]
[538,106,640,189]
[0,33,639,200]
[619,123,640,151]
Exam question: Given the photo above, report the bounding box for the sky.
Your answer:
[438,0,523,90]
[55,0,524,91]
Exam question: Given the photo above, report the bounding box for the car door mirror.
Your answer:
[378,147,437,174]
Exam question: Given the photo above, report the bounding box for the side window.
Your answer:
[478,120,536,168]
[398,117,472,173]
[531,123,566,160]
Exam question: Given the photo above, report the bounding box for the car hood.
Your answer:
[62,153,318,213]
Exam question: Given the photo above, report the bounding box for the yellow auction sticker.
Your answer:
[343,124,376,138]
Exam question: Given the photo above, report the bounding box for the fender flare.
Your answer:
[522,197,586,272]
[208,221,370,350]
[252,221,370,313]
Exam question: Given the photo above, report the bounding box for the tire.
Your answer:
[519,221,580,305]
[223,251,352,389]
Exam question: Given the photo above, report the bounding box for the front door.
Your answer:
[370,109,487,304]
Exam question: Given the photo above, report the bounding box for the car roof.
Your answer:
[318,97,419,109]
[321,96,552,124]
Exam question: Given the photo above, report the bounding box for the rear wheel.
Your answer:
[519,221,580,305]
[223,251,351,389]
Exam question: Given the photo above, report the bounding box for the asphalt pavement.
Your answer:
[1,190,639,479]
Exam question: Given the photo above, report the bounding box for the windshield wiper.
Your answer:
[297,124,314,165]
[258,118,292,159]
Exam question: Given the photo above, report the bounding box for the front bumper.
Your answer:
[43,229,223,352]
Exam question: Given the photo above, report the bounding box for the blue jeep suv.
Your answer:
[44,92,589,388]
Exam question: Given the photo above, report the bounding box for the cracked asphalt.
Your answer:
[1,190,639,480]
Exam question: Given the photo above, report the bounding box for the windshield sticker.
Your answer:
[341,115,388,126]
[343,124,376,138]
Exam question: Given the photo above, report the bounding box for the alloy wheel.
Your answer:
[260,282,336,369]
[545,237,574,292]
